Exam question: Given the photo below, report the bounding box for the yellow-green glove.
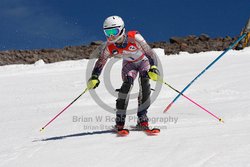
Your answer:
[87,75,100,89]
[148,65,160,81]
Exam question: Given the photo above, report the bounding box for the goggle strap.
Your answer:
[104,26,121,30]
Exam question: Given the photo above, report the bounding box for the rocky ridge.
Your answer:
[0,34,238,66]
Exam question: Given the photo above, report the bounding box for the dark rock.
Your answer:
[169,37,186,44]
[90,41,103,45]
[0,34,240,65]
[199,34,210,41]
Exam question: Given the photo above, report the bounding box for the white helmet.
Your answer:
[103,16,125,43]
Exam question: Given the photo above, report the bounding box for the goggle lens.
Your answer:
[104,28,120,37]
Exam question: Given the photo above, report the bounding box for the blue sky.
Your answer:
[0,0,249,50]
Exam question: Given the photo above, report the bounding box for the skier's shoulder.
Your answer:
[127,30,145,42]
[127,30,139,38]
[103,41,117,52]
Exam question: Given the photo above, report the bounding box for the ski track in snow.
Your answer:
[1,48,250,167]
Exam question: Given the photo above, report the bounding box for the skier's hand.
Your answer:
[87,75,100,89]
[148,66,160,81]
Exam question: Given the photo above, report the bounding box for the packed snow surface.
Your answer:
[1,48,250,167]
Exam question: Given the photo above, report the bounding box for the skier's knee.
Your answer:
[116,81,133,110]
[124,76,134,85]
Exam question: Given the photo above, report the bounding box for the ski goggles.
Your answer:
[104,27,120,37]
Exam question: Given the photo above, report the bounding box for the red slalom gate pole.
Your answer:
[158,79,224,123]
[40,88,89,132]
[177,90,224,122]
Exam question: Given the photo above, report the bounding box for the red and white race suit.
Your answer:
[92,31,158,81]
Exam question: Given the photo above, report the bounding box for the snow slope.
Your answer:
[1,48,250,167]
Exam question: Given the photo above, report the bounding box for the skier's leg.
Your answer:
[137,60,151,126]
[137,75,151,125]
[116,62,137,128]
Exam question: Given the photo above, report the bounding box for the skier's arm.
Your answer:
[92,46,110,77]
[87,46,109,89]
[135,33,158,66]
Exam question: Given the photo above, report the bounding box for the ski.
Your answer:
[143,128,160,136]
[130,126,160,136]
[112,126,130,137]
[112,126,160,136]
[116,129,130,137]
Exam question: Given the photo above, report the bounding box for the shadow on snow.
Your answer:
[33,130,115,142]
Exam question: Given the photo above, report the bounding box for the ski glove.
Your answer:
[148,65,160,81]
[87,75,100,89]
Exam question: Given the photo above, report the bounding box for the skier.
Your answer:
[87,16,160,134]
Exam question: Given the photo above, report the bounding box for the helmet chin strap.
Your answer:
[115,35,126,44]
[108,35,123,43]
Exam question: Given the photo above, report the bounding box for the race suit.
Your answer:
[91,31,158,126]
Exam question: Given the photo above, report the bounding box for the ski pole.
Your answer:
[164,33,247,113]
[158,78,224,123]
[40,88,89,132]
